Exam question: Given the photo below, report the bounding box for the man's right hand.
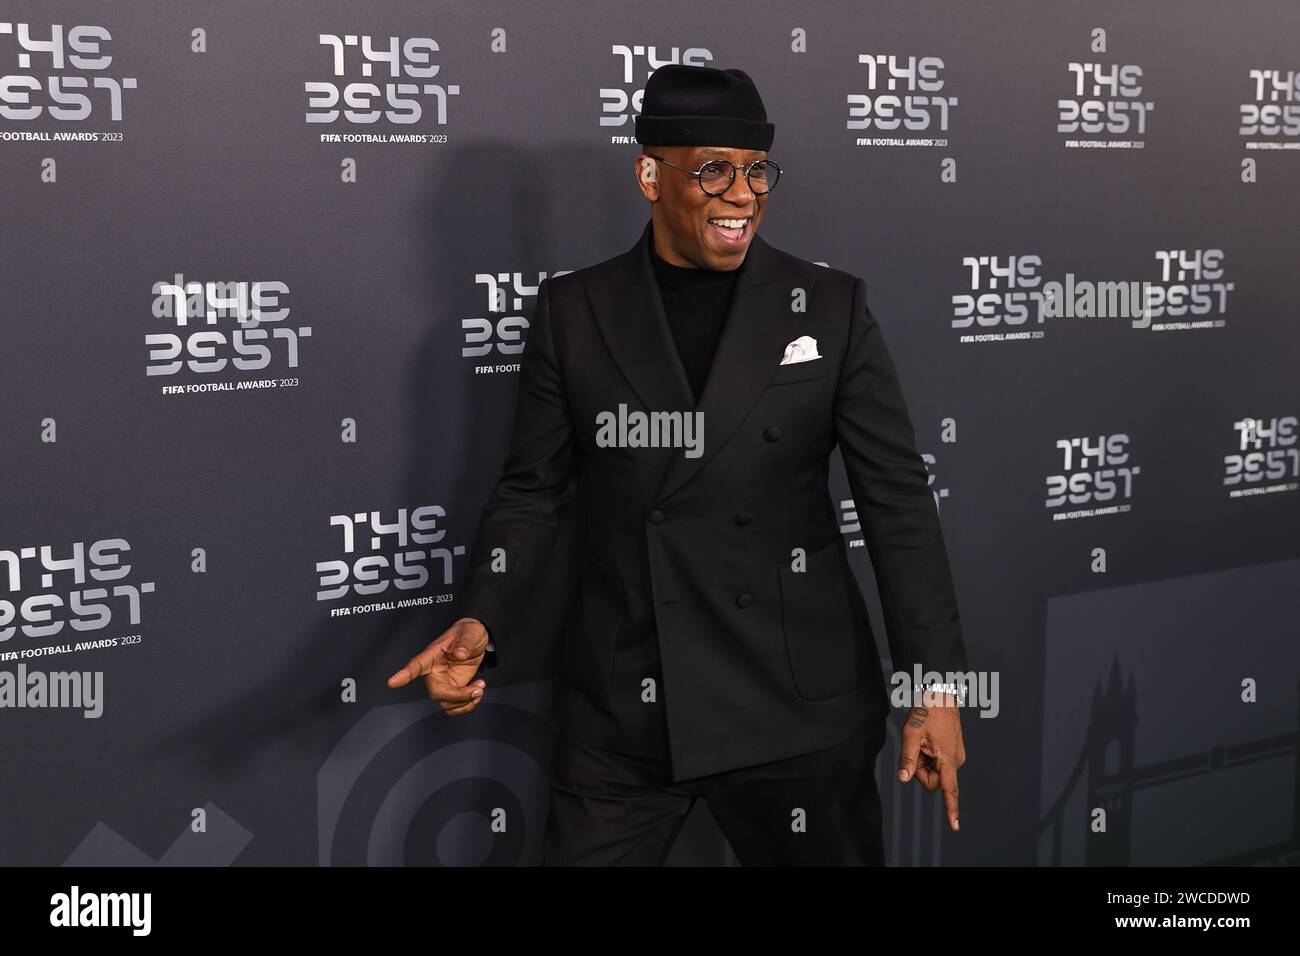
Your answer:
[386,617,490,716]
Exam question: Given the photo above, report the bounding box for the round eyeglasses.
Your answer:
[646,154,782,196]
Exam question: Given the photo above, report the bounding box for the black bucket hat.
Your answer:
[634,64,774,151]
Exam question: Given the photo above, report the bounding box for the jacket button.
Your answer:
[763,426,782,442]
[736,593,753,608]
[735,511,753,526]
[648,509,664,524]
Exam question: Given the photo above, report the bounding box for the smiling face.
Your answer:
[636,144,768,271]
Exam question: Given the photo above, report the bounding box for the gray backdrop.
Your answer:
[2,0,1298,866]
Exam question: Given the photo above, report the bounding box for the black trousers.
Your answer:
[542,719,887,866]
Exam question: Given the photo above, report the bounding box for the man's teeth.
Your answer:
[709,218,749,228]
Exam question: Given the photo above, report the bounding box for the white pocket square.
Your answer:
[780,335,821,365]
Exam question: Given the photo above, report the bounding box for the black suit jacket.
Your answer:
[458,219,969,780]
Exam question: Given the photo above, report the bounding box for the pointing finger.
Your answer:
[939,755,960,831]
[387,646,438,688]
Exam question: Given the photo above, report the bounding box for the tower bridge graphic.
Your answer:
[1037,657,1300,866]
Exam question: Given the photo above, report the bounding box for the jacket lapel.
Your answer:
[586,218,801,504]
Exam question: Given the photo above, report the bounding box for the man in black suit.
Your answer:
[389,65,970,865]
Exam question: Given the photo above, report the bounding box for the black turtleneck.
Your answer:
[649,226,742,402]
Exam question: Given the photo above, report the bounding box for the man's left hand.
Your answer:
[897,689,966,832]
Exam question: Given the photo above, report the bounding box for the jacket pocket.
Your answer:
[768,358,831,385]
[777,537,871,701]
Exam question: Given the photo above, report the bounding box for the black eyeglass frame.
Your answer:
[645,153,782,196]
